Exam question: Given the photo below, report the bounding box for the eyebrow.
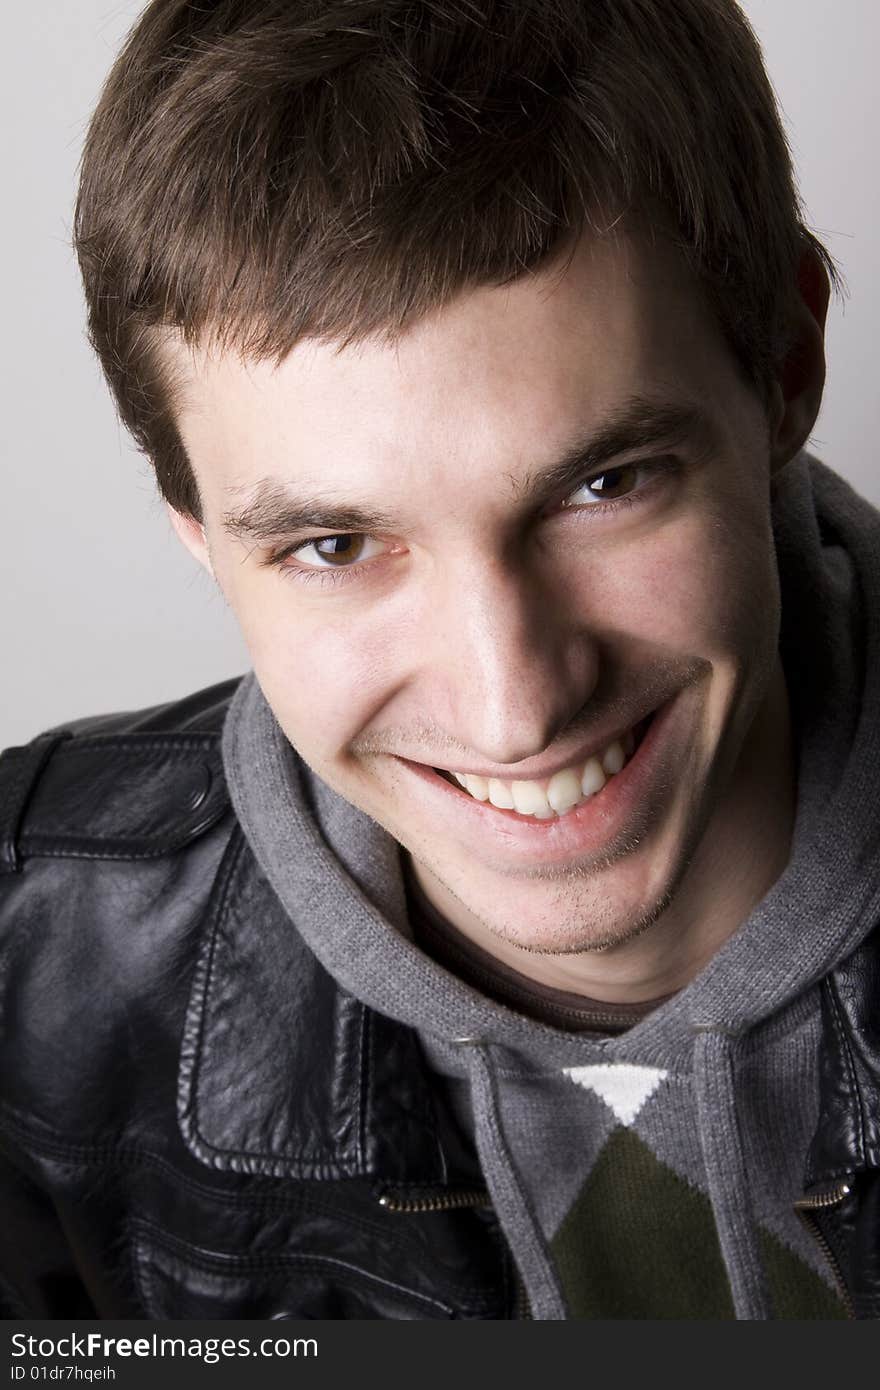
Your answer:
[222,485,396,545]
[512,395,716,507]
[221,394,716,544]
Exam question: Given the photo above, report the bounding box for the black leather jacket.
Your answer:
[1,680,878,1319]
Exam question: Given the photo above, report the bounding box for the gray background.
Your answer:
[3,1,877,747]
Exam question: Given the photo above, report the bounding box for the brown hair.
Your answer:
[75,0,841,520]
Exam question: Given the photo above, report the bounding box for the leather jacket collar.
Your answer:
[178,823,452,1187]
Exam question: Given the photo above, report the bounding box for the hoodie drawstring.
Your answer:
[462,1040,568,1320]
[693,1029,771,1319]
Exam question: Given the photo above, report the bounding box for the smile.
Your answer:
[397,695,682,868]
[436,718,651,821]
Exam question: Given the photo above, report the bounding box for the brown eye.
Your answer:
[562,461,655,510]
[312,534,366,565]
[285,531,389,574]
[585,465,639,499]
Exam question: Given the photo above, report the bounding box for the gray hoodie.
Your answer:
[222,452,880,1319]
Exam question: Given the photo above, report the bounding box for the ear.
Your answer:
[166,503,216,580]
[768,244,830,473]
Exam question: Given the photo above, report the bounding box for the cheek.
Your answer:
[223,582,402,761]
[571,502,779,663]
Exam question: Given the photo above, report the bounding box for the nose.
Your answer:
[427,557,599,767]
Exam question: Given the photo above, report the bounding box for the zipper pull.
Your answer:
[376,1185,492,1214]
[794,1177,855,1317]
[794,1179,852,1211]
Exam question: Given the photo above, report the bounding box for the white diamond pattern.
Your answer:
[562,1063,668,1126]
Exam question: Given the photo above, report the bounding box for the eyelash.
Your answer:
[267,457,678,588]
[276,561,375,590]
[267,539,399,589]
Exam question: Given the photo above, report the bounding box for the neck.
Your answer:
[411,659,797,1005]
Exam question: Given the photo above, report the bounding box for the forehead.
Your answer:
[170,231,740,501]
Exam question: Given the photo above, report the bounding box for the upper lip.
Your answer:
[401,696,670,784]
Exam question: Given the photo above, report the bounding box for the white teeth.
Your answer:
[601,740,625,776]
[511,780,551,816]
[464,773,489,800]
[546,768,583,814]
[449,726,637,818]
[487,778,516,810]
[580,757,606,797]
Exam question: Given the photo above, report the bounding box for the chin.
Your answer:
[425,818,687,960]
[486,880,679,958]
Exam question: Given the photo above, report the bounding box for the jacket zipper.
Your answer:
[793,1180,855,1318]
[376,1186,492,1214]
[377,1188,532,1318]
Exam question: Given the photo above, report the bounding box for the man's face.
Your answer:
[171,232,789,958]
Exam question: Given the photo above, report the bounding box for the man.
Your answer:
[1,0,877,1321]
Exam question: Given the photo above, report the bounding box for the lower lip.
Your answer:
[399,698,678,866]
